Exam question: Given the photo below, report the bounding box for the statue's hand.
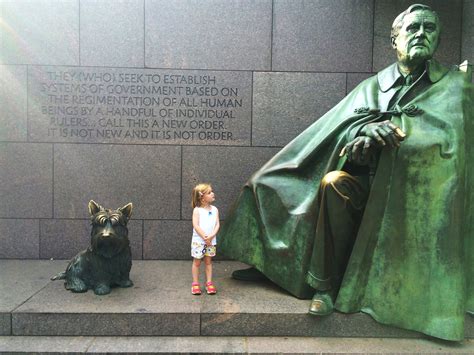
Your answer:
[344,136,377,165]
[360,120,405,148]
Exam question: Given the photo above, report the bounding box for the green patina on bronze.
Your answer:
[219,4,473,342]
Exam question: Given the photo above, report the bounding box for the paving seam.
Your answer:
[10,279,53,314]
[244,336,249,353]
[84,336,97,353]
[199,313,202,335]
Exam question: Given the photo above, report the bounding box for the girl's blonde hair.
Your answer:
[191,183,212,208]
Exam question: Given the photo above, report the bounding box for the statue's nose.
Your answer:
[102,221,113,237]
[415,25,427,38]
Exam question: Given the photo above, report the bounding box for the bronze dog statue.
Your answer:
[52,200,133,295]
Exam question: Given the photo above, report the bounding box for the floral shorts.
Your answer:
[191,241,216,259]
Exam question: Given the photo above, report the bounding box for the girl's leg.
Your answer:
[192,258,201,283]
[204,256,212,283]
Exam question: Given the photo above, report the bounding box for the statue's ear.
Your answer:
[390,36,396,49]
[88,200,102,216]
[119,203,133,220]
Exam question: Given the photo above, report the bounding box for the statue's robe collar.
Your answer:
[375,59,449,111]
[377,59,450,92]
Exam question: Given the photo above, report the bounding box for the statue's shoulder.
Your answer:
[375,63,401,92]
[434,60,473,86]
[344,72,380,104]
[346,63,397,96]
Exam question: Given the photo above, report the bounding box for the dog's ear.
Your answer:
[88,200,102,216]
[119,203,133,220]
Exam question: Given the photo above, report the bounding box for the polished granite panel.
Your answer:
[462,0,474,66]
[273,0,373,72]
[27,66,252,146]
[0,219,39,259]
[0,65,27,141]
[0,0,79,65]
[252,72,346,147]
[80,0,144,67]
[0,143,52,218]
[145,0,271,70]
[53,144,181,219]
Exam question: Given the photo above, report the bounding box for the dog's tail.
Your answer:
[51,272,66,281]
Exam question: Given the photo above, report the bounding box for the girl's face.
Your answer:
[201,189,215,205]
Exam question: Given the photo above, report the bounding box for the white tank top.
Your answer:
[192,206,218,245]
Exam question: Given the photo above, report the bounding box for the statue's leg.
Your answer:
[117,275,133,288]
[114,249,134,287]
[94,283,111,295]
[64,258,88,292]
[65,277,88,292]
[307,170,369,315]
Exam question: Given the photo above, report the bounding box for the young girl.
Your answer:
[191,183,220,295]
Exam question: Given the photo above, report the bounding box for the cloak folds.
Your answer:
[219,61,473,341]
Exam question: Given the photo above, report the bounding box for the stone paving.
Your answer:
[1,259,473,353]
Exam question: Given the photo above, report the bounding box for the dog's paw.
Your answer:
[66,278,88,293]
[94,284,111,295]
[118,279,134,288]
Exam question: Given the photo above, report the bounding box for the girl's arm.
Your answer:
[208,208,220,240]
[192,208,207,240]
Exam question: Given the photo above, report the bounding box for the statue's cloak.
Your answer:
[219,60,473,341]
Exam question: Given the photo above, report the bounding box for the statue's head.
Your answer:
[390,4,440,68]
[88,200,133,258]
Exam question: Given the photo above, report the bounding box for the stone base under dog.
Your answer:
[1,260,474,348]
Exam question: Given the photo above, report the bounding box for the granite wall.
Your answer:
[1,0,472,259]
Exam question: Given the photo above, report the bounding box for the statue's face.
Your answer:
[393,10,440,65]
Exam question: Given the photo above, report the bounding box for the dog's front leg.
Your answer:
[65,254,89,292]
[116,249,133,288]
[117,278,133,288]
[94,283,111,295]
[66,277,88,293]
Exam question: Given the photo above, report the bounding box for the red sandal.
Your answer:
[206,281,217,295]
[191,282,201,295]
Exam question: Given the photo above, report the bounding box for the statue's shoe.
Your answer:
[308,292,334,316]
[231,267,268,281]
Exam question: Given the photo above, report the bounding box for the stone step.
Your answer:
[1,260,473,339]
[1,336,473,354]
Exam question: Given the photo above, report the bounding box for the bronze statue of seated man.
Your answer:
[220,4,473,341]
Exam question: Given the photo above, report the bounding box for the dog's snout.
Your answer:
[100,221,113,238]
